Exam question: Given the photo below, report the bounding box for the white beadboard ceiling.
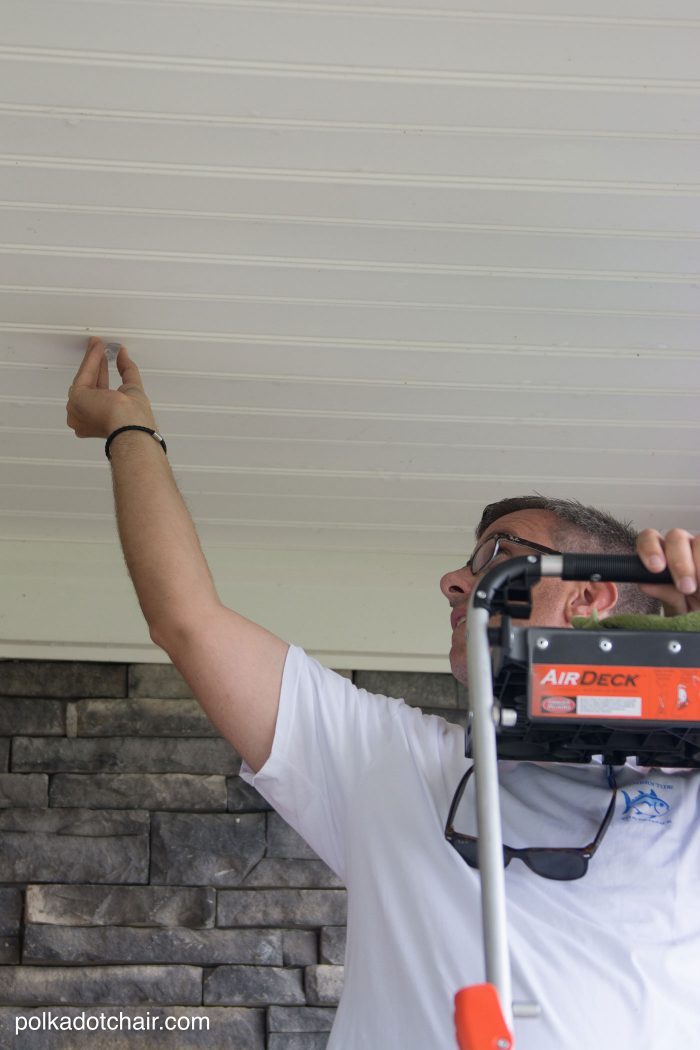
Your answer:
[0,0,699,666]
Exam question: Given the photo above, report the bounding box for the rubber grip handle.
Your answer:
[454,985,512,1050]
[561,554,673,586]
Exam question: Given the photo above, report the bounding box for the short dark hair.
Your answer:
[476,493,662,616]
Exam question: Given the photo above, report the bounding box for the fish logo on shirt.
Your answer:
[621,788,671,821]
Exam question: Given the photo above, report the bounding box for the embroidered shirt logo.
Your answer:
[621,787,672,824]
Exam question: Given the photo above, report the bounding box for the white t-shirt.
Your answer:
[241,645,700,1049]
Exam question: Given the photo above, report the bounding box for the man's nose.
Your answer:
[440,565,475,602]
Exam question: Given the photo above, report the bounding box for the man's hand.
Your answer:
[67,337,157,440]
[636,528,700,616]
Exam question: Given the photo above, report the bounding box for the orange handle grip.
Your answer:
[454,984,514,1050]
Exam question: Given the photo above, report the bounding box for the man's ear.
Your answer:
[563,581,618,625]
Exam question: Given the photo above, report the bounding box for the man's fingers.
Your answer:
[115,345,145,391]
[636,528,667,571]
[72,340,107,388]
[637,527,698,595]
[97,352,109,391]
[638,581,689,618]
[74,338,145,394]
[664,529,700,595]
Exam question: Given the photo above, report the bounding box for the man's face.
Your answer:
[439,509,572,686]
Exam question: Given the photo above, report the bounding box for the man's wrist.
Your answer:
[106,411,158,437]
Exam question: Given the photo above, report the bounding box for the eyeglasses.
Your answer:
[466,532,562,577]
[445,765,618,880]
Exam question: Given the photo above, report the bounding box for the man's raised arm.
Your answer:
[67,337,289,772]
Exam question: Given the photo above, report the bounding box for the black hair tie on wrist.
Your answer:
[105,426,168,461]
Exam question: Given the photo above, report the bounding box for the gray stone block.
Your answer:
[0,965,202,1006]
[129,662,193,699]
[151,812,265,887]
[0,699,65,736]
[282,930,318,967]
[268,1006,337,1033]
[0,808,148,835]
[354,669,458,708]
[12,737,239,774]
[74,698,219,737]
[320,928,346,966]
[267,813,320,860]
[268,1036,329,1050]
[204,966,305,1007]
[24,925,282,967]
[66,704,78,738]
[50,774,227,811]
[0,774,48,808]
[243,860,344,890]
[25,885,215,929]
[227,777,272,812]
[0,936,19,964]
[0,1007,265,1050]
[304,966,344,1006]
[0,889,23,935]
[0,809,149,885]
[0,739,10,772]
[0,888,21,959]
[0,662,126,699]
[217,891,347,929]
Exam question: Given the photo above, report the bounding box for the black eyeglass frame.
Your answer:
[445,765,618,881]
[466,532,562,577]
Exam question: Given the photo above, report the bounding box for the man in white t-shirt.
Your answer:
[68,340,700,1050]
[238,498,700,1049]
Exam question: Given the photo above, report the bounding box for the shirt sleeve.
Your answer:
[239,644,417,880]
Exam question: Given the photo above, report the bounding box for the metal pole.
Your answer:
[466,600,514,1032]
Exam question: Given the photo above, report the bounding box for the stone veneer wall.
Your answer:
[0,658,466,1050]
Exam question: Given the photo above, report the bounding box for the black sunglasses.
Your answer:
[466,532,562,576]
[445,765,618,881]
